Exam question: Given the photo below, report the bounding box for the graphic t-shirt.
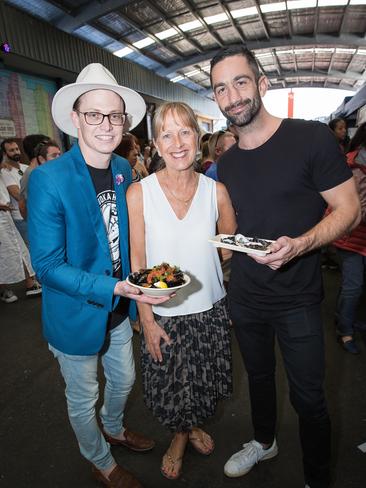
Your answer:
[218,118,352,310]
[87,164,128,328]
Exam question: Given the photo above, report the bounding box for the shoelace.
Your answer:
[239,441,263,464]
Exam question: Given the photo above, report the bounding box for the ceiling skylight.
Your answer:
[287,0,317,9]
[260,2,286,13]
[133,37,155,49]
[179,19,202,32]
[256,52,273,58]
[314,47,335,53]
[156,28,177,40]
[336,48,356,54]
[318,0,347,5]
[231,7,258,17]
[294,48,315,53]
[113,47,133,58]
[185,69,201,76]
[204,13,228,24]
[171,75,184,82]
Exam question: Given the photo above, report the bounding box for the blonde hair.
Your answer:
[208,131,234,160]
[152,102,200,140]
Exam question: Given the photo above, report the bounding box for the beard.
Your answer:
[7,153,21,162]
[221,92,262,127]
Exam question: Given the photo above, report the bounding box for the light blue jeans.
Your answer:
[49,318,135,470]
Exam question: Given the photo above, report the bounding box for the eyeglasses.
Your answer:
[76,111,126,126]
[18,169,23,176]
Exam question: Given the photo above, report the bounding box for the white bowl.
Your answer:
[126,273,191,297]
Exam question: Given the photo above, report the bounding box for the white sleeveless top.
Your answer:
[141,173,225,316]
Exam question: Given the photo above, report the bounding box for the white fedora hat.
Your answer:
[52,63,146,137]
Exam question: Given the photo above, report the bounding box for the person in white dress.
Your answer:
[0,172,40,301]
[127,101,237,480]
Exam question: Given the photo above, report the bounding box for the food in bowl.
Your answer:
[128,263,186,289]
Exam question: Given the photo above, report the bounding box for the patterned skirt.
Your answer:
[140,297,232,432]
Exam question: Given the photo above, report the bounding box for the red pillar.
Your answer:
[288,90,294,118]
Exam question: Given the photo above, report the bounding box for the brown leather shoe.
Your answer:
[92,464,143,488]
[103,429,155,452]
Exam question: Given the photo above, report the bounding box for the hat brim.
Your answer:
[52,82,146,137]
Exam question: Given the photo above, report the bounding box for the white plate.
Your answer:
[126,273,191,297]
[209,234,274,256]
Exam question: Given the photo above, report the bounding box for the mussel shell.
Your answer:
[166,271,185,288]
[128,269,151,285]
[221,236,236,245]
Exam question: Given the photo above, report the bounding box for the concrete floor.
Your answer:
[1,270,366,488]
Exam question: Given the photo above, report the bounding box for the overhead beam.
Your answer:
[90,21,168,68]
[338,0,351,36]
[144,0,203,54]
[272,49,282,76]
[328,51,336,74]
[292,48,298,72]
[199,72,358,97]
[253,0,270,40]
[285,2,293,38]
[156,36,366,76]
[185,67,363,96]
[55,0,132,33]
[269,69,366,81]
[115,9,184,60]
[180,0,224,48]
[217,0,247,44]
[313,0,319,36]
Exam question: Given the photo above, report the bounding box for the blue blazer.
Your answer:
[28,143,136,355]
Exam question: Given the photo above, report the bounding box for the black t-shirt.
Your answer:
[87,164,128,328]
[218,118,352,310]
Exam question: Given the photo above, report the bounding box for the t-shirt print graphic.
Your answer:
[97,190,121,274]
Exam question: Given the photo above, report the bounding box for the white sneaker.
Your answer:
[0,289,18,303]
[25,281,42,297]
[224,439,278,477]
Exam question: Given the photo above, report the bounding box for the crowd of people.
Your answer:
[1,46,365,488]
[0,135,61,302]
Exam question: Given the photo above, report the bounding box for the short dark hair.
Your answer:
[210,45,261,86]
[35,140,60,160]
[0,137,18,152]
[22,134,50,159]
[328,118,345,132]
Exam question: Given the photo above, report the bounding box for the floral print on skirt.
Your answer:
[140,297,232,432]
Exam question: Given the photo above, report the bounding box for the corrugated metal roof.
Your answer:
[5,0,366,96]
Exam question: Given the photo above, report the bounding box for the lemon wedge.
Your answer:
[154,281,168,289]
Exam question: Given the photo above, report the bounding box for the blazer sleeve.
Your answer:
[28,168,118,311]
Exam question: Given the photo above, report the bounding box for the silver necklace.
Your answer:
[164,173,198,206]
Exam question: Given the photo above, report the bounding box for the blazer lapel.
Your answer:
[71,144,110,259]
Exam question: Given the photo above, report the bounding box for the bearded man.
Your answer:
[210,45,361,488]
[0,138,29,242]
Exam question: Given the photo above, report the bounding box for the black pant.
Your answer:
[230,300,331,488]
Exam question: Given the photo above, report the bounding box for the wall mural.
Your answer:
[0,67,62,145]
